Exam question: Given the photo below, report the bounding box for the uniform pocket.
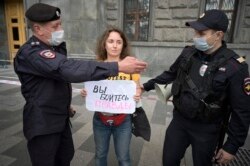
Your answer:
[179,89,201,118]
[212,71,228,92]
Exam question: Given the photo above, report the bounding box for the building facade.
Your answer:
[0,0,249,76]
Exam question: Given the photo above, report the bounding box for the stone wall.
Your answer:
[24,0,100,59]
[234,0,250,43]
[105,0,121,27]
[153,0,199,42]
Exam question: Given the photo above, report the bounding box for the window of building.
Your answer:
[205,0,238,42]
[123,0,150,41]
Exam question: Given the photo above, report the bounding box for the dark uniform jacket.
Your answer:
[14,36,118,140]
[143,42,250,155]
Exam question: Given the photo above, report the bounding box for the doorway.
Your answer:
[4,0,26,62]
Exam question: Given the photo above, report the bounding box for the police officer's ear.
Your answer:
[215,31,224,40]
[32,23,46,36]
[32,23,40,33]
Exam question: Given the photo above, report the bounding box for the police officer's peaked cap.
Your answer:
[25,3,61,22]
[186,9,229,32]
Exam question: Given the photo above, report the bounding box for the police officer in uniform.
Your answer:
[142,9,250,166]
[14,3,147,166]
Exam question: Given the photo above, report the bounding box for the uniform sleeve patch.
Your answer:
[39,50,56,59]
[243,77,250,95]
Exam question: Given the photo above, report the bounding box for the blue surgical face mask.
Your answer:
[49,30,65,46]
[43,28,65,46]
[193,33,217,52]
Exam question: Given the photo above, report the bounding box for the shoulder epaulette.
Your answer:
[233,56,246,64]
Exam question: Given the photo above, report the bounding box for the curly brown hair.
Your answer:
[96,26,131,61]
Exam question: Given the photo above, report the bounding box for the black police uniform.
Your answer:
[14,36,119,166]
[14,3,119,166]
[143,43,250,166]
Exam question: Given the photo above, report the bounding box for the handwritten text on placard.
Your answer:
[84,80,136,114]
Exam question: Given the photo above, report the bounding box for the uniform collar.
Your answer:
[30,36,49,48]
[30,36,58,50]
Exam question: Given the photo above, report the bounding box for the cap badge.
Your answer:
[199,13,205,18]
[40,50,56,59]
[243,77,250,95]
[56,11,60,17]
[199,64,208,77]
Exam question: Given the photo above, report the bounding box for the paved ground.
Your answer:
[0,65,249,166]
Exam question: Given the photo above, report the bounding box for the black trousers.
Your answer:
[27,123,74,166]
[163,113,220,166]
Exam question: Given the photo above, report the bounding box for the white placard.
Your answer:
[84,80,136,114]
